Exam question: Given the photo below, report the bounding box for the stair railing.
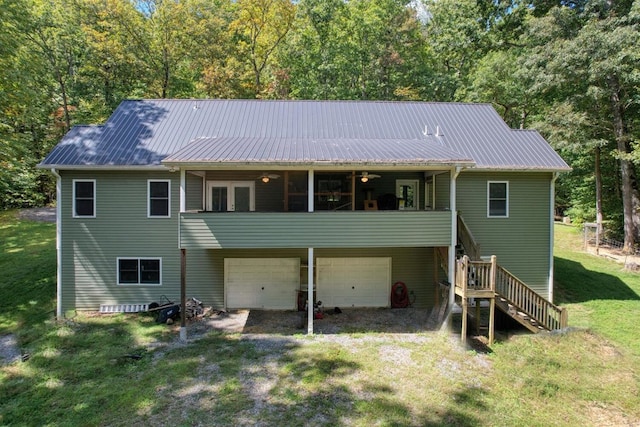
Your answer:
[495,265,568,331]
[457,215,481,261]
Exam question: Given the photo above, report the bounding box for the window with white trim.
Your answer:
[487,181,508,218]
[73,179,96,218]
[117,258,162,285]
[148,180,170,217]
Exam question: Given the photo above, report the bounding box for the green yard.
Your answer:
[1,212,638,426]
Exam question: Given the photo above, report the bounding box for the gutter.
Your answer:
[50,168,63,319]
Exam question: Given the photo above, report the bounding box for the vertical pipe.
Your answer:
[449,167,461,306]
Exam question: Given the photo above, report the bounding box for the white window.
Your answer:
[73,179,96,218]
[117,258,162,285]
[205,181,255,212]
[396,179,419,210]
[148,180,171,217]
[487,181,509,218]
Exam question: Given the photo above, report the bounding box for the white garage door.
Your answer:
[225,258,300,309]
[317,257,391,308]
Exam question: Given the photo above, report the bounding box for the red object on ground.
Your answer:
[390,281,409,308]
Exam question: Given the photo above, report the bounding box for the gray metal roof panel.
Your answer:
[163,136,473,165]
[39,99,570,171]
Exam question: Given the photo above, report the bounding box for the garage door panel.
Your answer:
[317,257,391,308]
[225,258,300,309]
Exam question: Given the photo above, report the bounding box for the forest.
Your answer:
[0,0,639,247]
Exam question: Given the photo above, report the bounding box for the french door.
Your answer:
[206,181,255,212]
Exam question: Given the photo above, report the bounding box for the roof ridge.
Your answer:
[121,98,494,107]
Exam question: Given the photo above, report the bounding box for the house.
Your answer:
[38,99,570,336]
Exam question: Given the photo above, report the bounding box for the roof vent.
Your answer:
[436,126,443,137]
[422,125,430,136]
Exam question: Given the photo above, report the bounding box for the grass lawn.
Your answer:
[1,213,639,426]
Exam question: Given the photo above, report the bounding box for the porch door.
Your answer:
[396,179,419,210]
[206,181,255,212]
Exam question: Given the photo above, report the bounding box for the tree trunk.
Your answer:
[608,75,637,252]
[56,70,72,132]
[595,146,603,233]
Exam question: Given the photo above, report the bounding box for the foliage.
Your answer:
[1,0,640,243]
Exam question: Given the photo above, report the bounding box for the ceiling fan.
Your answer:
[357,171,381,183]
[257,172,280,183]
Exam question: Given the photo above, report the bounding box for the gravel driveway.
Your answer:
[18,207,56,223]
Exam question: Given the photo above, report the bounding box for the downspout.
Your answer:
[51,168,63,319]
[549,172,559,303]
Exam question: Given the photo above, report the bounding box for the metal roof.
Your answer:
[163,136,474,166]
[39,99,570,171]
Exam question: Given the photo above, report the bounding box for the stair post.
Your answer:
[488,255,497,345]
[460,256,469,342]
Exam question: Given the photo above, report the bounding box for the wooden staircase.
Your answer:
[453,215,568,344]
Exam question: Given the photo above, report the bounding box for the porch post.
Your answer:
[448,167,461,306]
[308,169,314,213]
[179,168,186,213]
[489,255,497,345]
[307,170,315,334]
[308,247,314,335]
[180,248,187,342]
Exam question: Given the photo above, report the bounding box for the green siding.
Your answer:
[435,171,451,210]
[60,171,182,311]
[180,211,452,249]
[185,172,203,210]
[457,172,552,298]
[58,168,552,311]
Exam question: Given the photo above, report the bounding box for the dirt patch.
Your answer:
[18,207,56,223]
[187,307,440,336]
[0,334,22,365]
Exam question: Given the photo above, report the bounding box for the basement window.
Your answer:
[73,179,96,218]
[118,258,162,285]
[487,181,509,218]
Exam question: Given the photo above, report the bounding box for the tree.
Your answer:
[526,1,640,249]
[230,0,296,97]
[422,0,487,101]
